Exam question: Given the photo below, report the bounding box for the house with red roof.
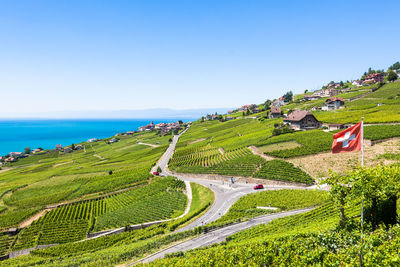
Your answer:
[363,73,383,84]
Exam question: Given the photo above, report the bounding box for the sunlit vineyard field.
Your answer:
[0,132,169,231]
[9,177,187,250]
[364,124,400,141]
[149,204,371,266]
[314,82,400,123]
[0,184,213,266]
[256,130,333,158]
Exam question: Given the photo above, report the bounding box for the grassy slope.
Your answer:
[210,189,328,225]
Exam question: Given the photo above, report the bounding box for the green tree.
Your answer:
[389,61,400,70]
[387,71,398,82]
[283,91,293,102]
[24,147,30,154]
[71,144,75,150]
[264,100,271,110]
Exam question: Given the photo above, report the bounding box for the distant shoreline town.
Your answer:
[0,120,188,166]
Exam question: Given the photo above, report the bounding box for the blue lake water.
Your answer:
[0,118,194,156]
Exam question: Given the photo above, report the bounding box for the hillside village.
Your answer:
[0,120,186,166]
[213,61,400,131]
[0,62,400,266]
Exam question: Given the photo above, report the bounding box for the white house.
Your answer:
[322,97,345,111]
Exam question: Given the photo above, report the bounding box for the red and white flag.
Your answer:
[332,122,362,154]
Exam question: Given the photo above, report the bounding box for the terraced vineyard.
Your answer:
[314,82,400,124]
[0,233,14,258]
[169,145,252,168]
[256,130,333,158]
[0,184,212,266]
[364,124,400,141]
[9,177,187,250]
[253,160,313,184]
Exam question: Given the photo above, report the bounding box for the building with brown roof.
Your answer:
[322,97,345,111]
[363,73,383,84]
[314,88,339,97]
[284,110,321,130]
[269,107,281,118]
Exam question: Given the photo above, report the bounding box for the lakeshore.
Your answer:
[0,118,194,156]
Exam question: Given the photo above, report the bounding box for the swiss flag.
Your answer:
[332,122,362,154]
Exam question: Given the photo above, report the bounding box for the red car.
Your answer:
[253,184,264,190]
[152,172,160,176]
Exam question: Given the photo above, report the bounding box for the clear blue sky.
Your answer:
[1,0,399,116]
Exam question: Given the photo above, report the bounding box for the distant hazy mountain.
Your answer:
[0,108,234,119]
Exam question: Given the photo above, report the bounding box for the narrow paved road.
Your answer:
[156,128,315,229]
[127,127,317,264]
[135,208,313,264]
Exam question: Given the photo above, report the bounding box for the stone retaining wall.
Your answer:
[169,171,309,187]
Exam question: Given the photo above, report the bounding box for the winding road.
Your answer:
[133,127,316,264]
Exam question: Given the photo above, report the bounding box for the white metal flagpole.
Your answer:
[360,117,364,267]
[361,117,364,168]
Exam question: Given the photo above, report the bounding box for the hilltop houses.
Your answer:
[55,144,62,151]
[269,107,282,119]
[363,73,383,84]
[284,110,321,130]
[239,104,259,114]
[5,157,17,163]
[352,80,363,87]
[138,121,155,132]
[303,95,321,101]
[9,152,23,158]
[314,88,339,97]
[32,148,43,154]
[138,121,182,134]
[322,97,345,111]
[272,98,285,107]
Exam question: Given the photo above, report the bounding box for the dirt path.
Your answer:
[189,138,206,144]
[0,168,11,174]
[19,209,50,228]
[137,142,160,148]
[248,146,275,161]
[93,154,105,160]
[53,161,73,167]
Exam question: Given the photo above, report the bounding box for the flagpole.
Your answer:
[361,117,364,168]
[360,117,364,267]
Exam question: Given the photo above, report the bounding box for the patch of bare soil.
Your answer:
[137,142,160,148]
[257,141,302,153]
[188,138,206,144]
[0,168,11,174]
[93,154,105,160]
[288,138,400,178]
[248,146,275,161]
[53,161,73,167]
[19,209,50,228]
